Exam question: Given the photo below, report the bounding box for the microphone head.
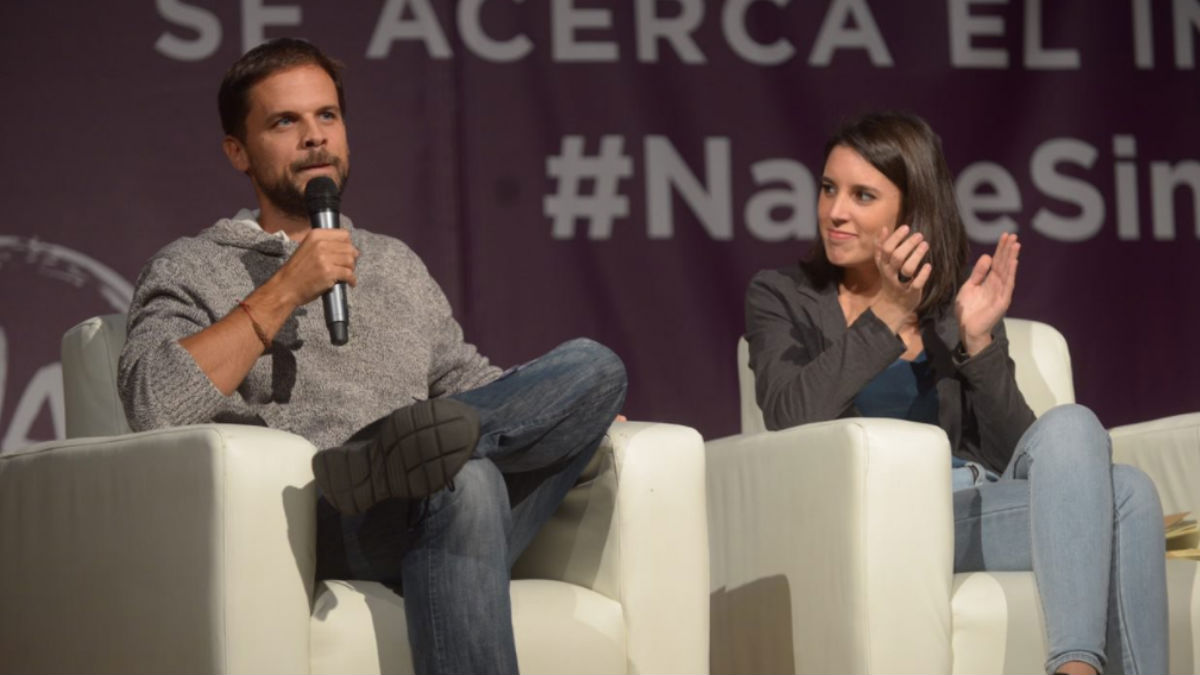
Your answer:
[304,176,340,213]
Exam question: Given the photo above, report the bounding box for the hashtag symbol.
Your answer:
[545,135,632,240]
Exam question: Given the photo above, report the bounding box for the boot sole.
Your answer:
[314,398,480,516]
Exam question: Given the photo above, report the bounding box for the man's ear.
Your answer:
[222,135,250,174]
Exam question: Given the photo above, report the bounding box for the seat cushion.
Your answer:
[310,579,627,675]
[951,571,1047,674]
[952,563,1200,675]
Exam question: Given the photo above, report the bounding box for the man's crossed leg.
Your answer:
[314,338,627,674]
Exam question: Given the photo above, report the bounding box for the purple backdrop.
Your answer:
[2,0,1198,451]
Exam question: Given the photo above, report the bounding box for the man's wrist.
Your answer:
[250,276,299,317]
[237,301,273,351]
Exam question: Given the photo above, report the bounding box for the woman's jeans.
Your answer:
[315,338,627,675]
[953,404,1167,674]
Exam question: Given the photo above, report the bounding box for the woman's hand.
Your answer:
[870,224,932,332]
[955,232,1020,356]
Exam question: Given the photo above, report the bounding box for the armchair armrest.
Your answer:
[1110,412,1200,516]
[511,421,709,674]
[706,418,954,674]
[0,424,317,674]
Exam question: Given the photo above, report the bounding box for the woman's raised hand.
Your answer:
[871,224,932,331]
[955,232,1020,356]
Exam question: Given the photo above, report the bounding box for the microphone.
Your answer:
[304,176,349,345]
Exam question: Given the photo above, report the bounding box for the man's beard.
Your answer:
[255,152,350,219]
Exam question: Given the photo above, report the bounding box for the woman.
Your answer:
[745,111,1167,675]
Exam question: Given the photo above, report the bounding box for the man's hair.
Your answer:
[218,38,346,142]
[808,111,969,317]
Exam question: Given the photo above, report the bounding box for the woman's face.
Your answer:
[818,144,904,273]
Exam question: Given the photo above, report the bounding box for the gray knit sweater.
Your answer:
[118,212,501,449]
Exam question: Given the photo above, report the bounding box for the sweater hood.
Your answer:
[197,209,356,256]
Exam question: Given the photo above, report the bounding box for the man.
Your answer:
[118,38,626,675]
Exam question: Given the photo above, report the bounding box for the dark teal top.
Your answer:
[853,351,939,425]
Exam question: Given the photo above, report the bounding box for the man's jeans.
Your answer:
[953,404,1167,674]
[316,338,627,675]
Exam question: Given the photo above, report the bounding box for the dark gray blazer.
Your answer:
[745,263,1036,474]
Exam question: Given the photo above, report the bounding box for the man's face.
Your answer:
[225,64,350,218]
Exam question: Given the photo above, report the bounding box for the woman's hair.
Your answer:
[808,111,969,317]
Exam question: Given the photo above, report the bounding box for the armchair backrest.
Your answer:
[61,314,130,438]
[738,317,1076,434]
[1003,317,1076,415]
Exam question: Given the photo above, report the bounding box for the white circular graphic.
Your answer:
[0,237,133,452]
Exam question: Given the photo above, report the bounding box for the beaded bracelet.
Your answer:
[237,301,272,351]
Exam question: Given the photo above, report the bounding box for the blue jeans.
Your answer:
[951,454,999,491]
[953,404,1167,674]
[315,338,627,675]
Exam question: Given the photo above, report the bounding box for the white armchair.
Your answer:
[0,314,710,675]
[708,318,1200,674]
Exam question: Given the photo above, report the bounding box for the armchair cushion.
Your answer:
[1110,412,1200,516]
[310,579,627,675]
[708,418,954,673]
[61,314,130,438]
[313,421,710,675]
[1,419,708,674]
[950,572,1046,674]
[514,422,710,674]
[1001,318,1075,416]
[0,424,317,674]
